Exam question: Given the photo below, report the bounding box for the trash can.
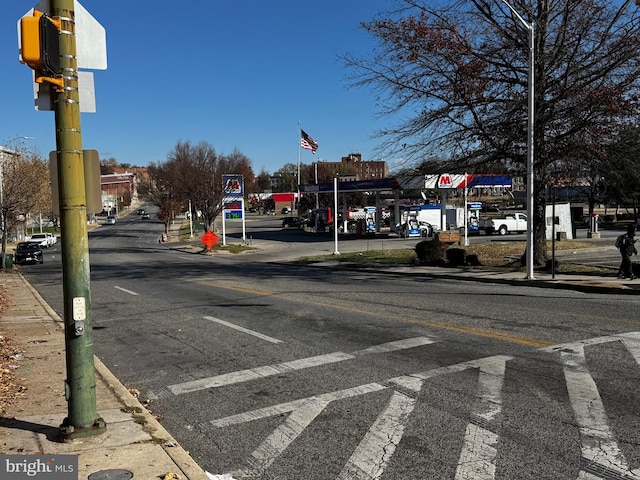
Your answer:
[5,254,13,269]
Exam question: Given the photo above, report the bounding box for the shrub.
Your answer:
[415,240,448,266]
[446,248,467,266]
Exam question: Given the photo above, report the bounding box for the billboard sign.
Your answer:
[222,174,243,197]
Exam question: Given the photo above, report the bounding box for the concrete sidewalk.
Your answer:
[0,272,210,480]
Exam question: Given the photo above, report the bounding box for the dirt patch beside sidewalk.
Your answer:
[0,284,24,413]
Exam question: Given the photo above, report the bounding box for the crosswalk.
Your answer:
[149,329,640,480]
[542,334,640,480]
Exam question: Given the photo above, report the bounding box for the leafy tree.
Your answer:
[273,163,299,193]
[342,0,640,265]
[0,147,50,268]
[255,169,272,192]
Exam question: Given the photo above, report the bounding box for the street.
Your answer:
[19,211,640,479]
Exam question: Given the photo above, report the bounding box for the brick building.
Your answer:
[312,153,389,181]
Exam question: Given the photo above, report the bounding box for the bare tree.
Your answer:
[136,164,181,236]
[342,0,640,265]
[604,124,640,217]
[140,141,256,240]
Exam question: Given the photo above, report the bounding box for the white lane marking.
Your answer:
[204,315,282,344]
[544,333,640,479]
[114,286,138,296]
[338,391,416,480]
[559,344,638,480]
[233,397,330,478]
[168,352,354,396]
[353,336,436,355]
[577,472,603,480]
[178,255,195,261]
[207,333,640,480]
[151,336,436,399]
[210,383,388,428]
[454,356,508,480]
[540,331,640,354]
[210,355,510,480]
[619,332,640,366]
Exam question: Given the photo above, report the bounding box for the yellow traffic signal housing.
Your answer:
[20,12,43,68]
[20,10,63,88]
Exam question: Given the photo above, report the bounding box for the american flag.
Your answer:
[300,129,319,154]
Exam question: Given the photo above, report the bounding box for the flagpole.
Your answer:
[297,121,301,214]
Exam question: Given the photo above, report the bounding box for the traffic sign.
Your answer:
[201,231,219,249]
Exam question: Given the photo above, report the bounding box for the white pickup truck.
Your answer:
[480,212,528,235]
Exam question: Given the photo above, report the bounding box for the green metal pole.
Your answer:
[51,0,105,439]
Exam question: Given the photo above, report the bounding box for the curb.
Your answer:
[15,272,210,480]
[93,358,209,480]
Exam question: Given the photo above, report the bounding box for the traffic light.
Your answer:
[20,10,62,87]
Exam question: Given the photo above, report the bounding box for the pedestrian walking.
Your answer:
[617,224,637,279]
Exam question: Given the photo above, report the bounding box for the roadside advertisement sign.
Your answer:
[222,174,243,197]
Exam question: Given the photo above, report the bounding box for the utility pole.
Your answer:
[50,0,105,439]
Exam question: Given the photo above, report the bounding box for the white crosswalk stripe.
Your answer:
[455,356,508,480]
[193,332,640,479]
[543,332,640,480]
[148,335,437,399]
[338,391,417,480]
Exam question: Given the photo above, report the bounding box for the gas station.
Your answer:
[300,174,514,240]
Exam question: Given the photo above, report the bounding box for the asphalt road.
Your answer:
[20,211,640,480]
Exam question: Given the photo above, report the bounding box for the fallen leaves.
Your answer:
[0,283,24,413]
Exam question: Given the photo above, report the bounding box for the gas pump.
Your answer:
[468,202,481,233]
[312,207,332,233]
[397,206,422,238]
[365,206,376,233]
[406,211,421,237]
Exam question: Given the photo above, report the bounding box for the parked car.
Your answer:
[27,233,52,247]
[46,233,57,245]
[15,242,44,265]
[282,217,305,229]
[281,207,292,214]
[419,221,434,237]
[105,215,117,225]
[479,212,527,235]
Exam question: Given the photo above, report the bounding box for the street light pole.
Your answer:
[500,0,535,279]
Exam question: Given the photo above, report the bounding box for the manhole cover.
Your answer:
[88,470,133,480]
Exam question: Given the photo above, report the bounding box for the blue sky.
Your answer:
[2,1,403,174]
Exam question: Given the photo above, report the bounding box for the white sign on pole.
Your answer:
[34,71,95,112]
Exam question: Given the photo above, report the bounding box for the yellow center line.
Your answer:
[194,281,553,348]
[195,281,276,297]
[305,300,553,348]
